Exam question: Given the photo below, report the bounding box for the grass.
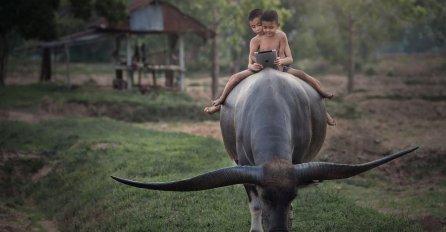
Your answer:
[325,96,363,120]
[0,118,422,231]
[0,83,217,122]
[294,186,420,232]
[371,52,446,77]
[324,179,446,223]
[8,57,115,78]
[366,94,446,102]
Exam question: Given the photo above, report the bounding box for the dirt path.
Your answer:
[140,121,222,140]
[0,109,59,123]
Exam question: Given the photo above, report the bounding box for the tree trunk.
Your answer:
[211,8,219,99]
[0,35,8,87]
[65,44,71,87]
[0,55,5,87]
[231,48,241,74]
[40,47,52,82]
[347,12,355,93]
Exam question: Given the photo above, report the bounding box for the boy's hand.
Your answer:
[274,57,284,66]
[249,63,263,72]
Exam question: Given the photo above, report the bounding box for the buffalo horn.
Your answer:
[111,166,262,191]
[294,146,418,185]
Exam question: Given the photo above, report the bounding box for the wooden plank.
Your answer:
[126,34,133,90]
[178,35,185,91]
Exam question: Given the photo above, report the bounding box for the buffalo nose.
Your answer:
[269,229,288,232]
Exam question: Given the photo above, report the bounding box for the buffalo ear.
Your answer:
[294,146,418,185]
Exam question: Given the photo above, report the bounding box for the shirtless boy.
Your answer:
[204,9,336,125]
[203,9,264,113]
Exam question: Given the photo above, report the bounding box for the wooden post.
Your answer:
[166,34,178,88]
[0,35,8,86]
[152,70,157,87]
[64,44,71,87]
[138,69,142,86]
[113,36,125,89]
[40,47,52,82]
[211,8,219,99]
[126,34,133,90]
[178,35,185,91]
[165,70,174,88]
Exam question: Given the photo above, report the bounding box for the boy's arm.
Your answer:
[275,32,293,66]
[248,37,262,71]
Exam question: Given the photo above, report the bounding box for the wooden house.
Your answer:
[41,0,215,90]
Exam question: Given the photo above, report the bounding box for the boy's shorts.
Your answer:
[250,65,291,73]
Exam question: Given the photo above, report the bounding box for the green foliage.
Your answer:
[287,0,427,67]
[0,0,60,41]
[365,67,377,76]
[68,0,127,23]
[326,96,362,119]
[94,0,127,24]
[0,118,422,231]
[421,0,446,46]
[69,0,93,19]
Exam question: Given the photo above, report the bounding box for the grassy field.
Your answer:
[0,118,421,232]
[0,83,217,122]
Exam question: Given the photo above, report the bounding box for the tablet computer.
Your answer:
[255,50,277,69]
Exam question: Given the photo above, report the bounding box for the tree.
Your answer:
[285,0,427,93]
[0,0,59,86]
[395,0,446,53]
[68,0,127,24]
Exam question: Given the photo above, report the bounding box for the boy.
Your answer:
[203,9,264,114]
[204,10,335,125]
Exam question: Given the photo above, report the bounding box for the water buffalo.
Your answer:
[112,68,417,232]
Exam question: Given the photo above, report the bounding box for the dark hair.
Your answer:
[248,9,263,21]
[260,10,279,23]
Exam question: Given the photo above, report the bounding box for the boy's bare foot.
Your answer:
[326,112,336,126]
[204,104,221,114]
[321,91,335,99]
[327,118,336,126]
[212,98,224,106]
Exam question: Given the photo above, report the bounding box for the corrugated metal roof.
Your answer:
[41,29,113,48]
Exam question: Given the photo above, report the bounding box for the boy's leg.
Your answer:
[213,69,254,106]
[204,69,254,114]
[287,68,334,99]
